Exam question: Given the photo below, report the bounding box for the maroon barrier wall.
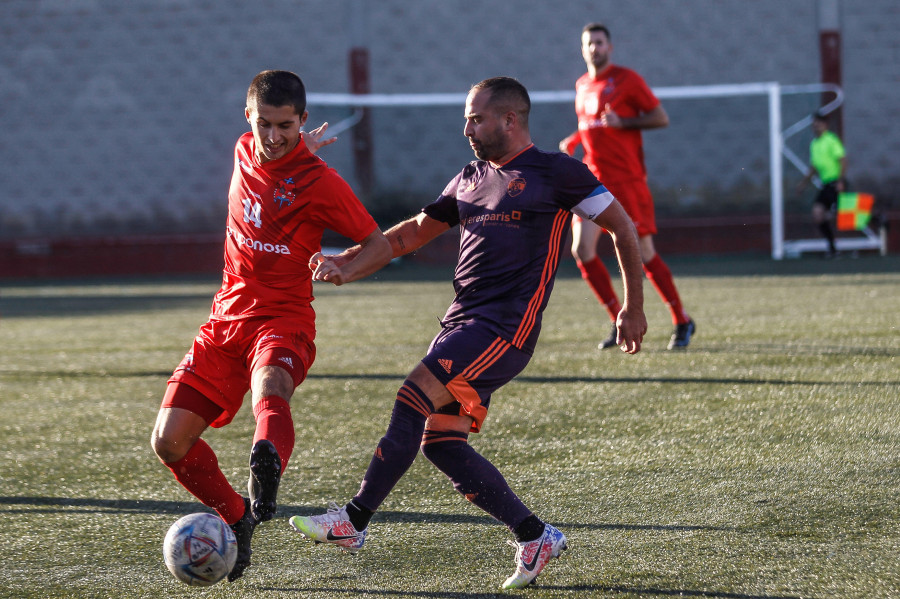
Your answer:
[2,213,896,279]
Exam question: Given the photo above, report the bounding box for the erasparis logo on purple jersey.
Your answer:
[461,210,522,227]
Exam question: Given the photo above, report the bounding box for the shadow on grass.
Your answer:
[2,368,897,389]
[255,584,813,599]
[5,498,803,598]
[258,586,514,599]
[539,585,814,599]
[310,372,894,388]
[515,374,899,386]
[0,496,729,534]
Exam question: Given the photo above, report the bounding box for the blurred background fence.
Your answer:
[1,0,897,276]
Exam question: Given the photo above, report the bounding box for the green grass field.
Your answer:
[1,255,898,599]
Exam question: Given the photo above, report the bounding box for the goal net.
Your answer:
[307,82,864,260]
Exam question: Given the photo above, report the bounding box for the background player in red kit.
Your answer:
[560,22,696,350]
[290,77,647,590]
[150,70,391,582]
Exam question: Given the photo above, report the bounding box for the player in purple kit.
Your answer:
[290,77,646,589]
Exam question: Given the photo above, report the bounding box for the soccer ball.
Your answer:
[163,512,237,586]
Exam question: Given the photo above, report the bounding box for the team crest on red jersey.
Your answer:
[601,77,616,97]
[274,177,296,208]
[507,178,526,197]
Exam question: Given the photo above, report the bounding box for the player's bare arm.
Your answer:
[592,200,647,353]
[601,103,669,130]
[318,211,451,270]
[383,212,451,257]
[309,229,391,286]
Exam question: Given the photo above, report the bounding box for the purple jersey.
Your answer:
[423,145,608,354]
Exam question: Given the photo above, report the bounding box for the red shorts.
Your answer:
[166,316,316,428]
[605,178,657,236]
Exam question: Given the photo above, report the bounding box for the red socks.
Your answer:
[252,396,294,475]
[162,396,294,525]
[576,256,621,321]
[164,439,245,524]
[643,254,690,325]
[580,253,690,327]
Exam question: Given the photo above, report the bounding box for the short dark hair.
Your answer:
[813,110,829,123]
[583,22,611,40]
[247,70,307,116]
[470,76,531,126]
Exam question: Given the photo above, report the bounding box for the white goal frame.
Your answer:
[309,82,875,260]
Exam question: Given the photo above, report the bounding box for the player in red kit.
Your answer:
[560,22,696,350]
[150,70,392,582]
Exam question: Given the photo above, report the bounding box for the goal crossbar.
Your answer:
[309,82,859,259]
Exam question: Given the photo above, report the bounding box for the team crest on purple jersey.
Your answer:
[507,178,526,197]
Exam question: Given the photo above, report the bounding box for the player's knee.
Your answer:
[421,438,464,463]
[251,365,295,401]
[151,428,188,464]
[571,244,583,261]
[812,206,826,223]
[420,420,470,465]
[572,241,594,262]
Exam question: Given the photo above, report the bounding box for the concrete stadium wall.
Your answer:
[1,0,897,243]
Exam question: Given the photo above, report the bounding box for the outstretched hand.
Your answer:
[308,251,347,286]
[302,122,337,155]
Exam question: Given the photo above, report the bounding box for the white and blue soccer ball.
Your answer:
[163,512,237,586]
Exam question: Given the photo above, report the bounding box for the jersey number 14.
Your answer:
[242,199,262,228]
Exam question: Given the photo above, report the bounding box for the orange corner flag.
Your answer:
[836,192,874,231]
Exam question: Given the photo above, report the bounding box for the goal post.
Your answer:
[308,81,848,260]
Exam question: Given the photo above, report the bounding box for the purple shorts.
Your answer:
[421,323,531,432]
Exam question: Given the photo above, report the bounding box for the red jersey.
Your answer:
[566,65,659,184]
[211,132,378,332]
